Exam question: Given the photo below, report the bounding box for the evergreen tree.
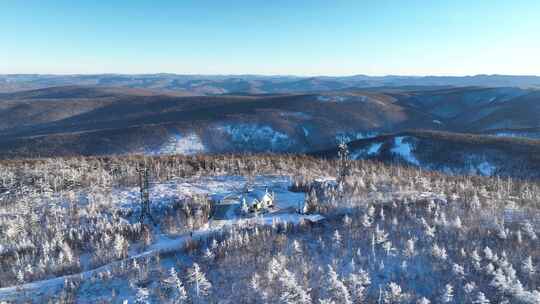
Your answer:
[187,263,212,302]
[323,265,352,304]
[279,269,311,304]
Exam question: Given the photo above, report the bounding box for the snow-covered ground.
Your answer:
[351,142,383,159]
[0,175,318,302]
[316,94,370,103]
[476,160,496,176]
[335,131,378,143]
[391,136,420,165]
[317,95,349,103]
[147,132,206,155]
[105,175,309,224]
[279,111,311,120]
[493,131,540,139]
[214,123,293,151]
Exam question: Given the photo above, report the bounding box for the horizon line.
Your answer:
[2,73,540,78]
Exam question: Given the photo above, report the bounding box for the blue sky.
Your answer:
[1,0,539,76]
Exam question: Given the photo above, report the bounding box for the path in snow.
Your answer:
[0,211,323,302]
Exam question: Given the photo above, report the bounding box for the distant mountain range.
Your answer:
[1,74,540,94]
[1,84,539,166]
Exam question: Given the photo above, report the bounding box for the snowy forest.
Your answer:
[0,154,539,303]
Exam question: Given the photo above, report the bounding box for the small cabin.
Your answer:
[248,188,275,212]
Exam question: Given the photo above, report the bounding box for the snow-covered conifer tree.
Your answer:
[135,287,150,304]
[333,230,342,248]
[403,238,416,258]
[522,221,537,240]
[163,267,188,303]
[383,282,409,303]
[439,284,453,303]
[521,256,535,278]
[322,265,351,304]
[186,263,212,302]
[279,269,311,304]
[417,297,431,304]
[472,292,490,304]
[347,269,370,303]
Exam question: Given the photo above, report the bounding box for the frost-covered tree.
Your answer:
[382,282,409,304]
[164,267,188,304]
[135,287,150,304]
[472,292,490,304]
[431,244,448,261]
[347,269,370,303]
[203,247,215,261]
[403,238,416,258]
[452,263,465,278]
[114,234,129,259]
[332,230,342,248]
[186,263,212,302]
[521,256,535,278]
[322,265,351,304]
[471,249,482,270]
[361,213,373,228]
[521,221,537,240]
[279,269,311,304]
[439,284,453,303]
[417,297,431,304]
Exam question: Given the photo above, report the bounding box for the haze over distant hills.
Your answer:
[1,74,540,94]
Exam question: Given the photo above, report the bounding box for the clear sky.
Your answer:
[1,0,539,76]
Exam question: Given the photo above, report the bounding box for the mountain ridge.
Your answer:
[2,74,540,94]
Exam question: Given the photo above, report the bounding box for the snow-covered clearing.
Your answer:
[214,123,293,151]
[336,131,378,143]
[317,95,349,103]
[494,131,540,139]
[279,111,311,120]
[351,142,382,159]
[316,94,370,103]
[391,136,420,165]
[112,175,304,211]
[302,126,310,137]
[147,132,206,155]
[476,160,496,176]
[0,175,320,302]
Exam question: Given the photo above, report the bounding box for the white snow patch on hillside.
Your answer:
[317,95,349,102]
[317,95,369,103]
[391,136,420,165]
[432,120,443,125]
[280,112,311,120]
[149,133,206,155]
[494,131,540,139]
[367,142,383,155]
[477,161,496,176]
[216,123,292,150]
[351,142,383,159]
[495,132,519,138]
[336,131,378,143]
